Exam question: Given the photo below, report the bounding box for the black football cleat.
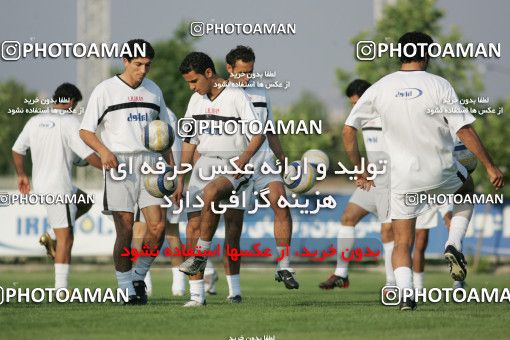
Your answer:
[319,275,349,290]
[399,298,417,311]
[444,245,467,281]
[132,280,148,305]
[275,270,299,289]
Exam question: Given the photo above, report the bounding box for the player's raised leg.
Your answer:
[179,176,234,275]
[182,211,206,307]
[443,177,474,282]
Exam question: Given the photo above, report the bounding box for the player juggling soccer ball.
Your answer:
[12,83,102,293]
[80,39,175,305]
[172,52,264,307]
[343,32,504,310]
[200,46,299,301]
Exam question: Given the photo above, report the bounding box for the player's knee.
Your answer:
[146,220,165,236]
[341,213,358,226]
[203,184,223,202]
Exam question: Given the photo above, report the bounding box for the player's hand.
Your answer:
[356,173,375,191]
[487,165,504,190]
[171,182,183,207]
[99,149,118,170]
[233,155,249,179]
[17,175,30,194]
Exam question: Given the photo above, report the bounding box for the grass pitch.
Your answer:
[0,266,509,339]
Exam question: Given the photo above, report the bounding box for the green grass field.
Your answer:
[1,266,509,339]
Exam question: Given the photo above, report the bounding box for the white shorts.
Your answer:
[390,161,468,219]
[46,203,78,229]
[135,205,181,224]
[348,187,391,223]
[415,206,439,229]
[253,158,283,192]
[103,152,164,213]
[186,156,253,213]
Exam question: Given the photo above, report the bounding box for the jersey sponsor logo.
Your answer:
[206,107,220,114]
[128,96,144,102]
[127,112,149,121]
[394,88,423,99]
[38,121,55,129]
[367,137,378,144]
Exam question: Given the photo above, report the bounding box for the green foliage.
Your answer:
[149,21,200,117]
[472,97,510,197]
[337,0,484,100]
[336,0,508,196]
[274,91,345,167]
[0,80,38,175]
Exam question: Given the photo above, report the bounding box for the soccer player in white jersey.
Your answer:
[172,52,264,307]
[80,39,174,305]
[344,31,504,310]
[132,107,187,296]
[320,79,396,290]
[199,46,299,303]
[12,83,102,292]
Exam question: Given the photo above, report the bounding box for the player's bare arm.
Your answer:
[79,130,118,170]
[233,133,265,179]
[456,124,504,189]
[11,150,30,194]
[171,141,197,206]
[267,133,286,165]
[84,153,104,170]
[342,124,374,190]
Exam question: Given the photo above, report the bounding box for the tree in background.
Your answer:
[149,21,200,117]
[336,0,507,196]
[274,91,346,167]
[0,80,39,175]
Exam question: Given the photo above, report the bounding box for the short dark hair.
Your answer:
[52,83,82,103]
[345,79,371,98]
[179,52,216,75]
[122,39,155,61]
[225,45,255,66]
[398,31,433,63]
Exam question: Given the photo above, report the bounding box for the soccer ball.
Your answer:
[454,142,477,173]
[302,149,330,171]
[144,167,177,198]
[283,160,317,194]
[143,120,174,152]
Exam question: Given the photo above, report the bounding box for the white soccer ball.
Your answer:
[144,167,177,198]
[454,142,477,173]
[302,149,330,171]
[143,120,175,152]
[283,160,317,194]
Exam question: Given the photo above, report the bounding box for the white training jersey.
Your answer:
[359,117,390,188]
[243,85,275,167]
[12,109,94,195]
[80,75,171,153]
[183,85,259,159]
[345,70,476,193]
